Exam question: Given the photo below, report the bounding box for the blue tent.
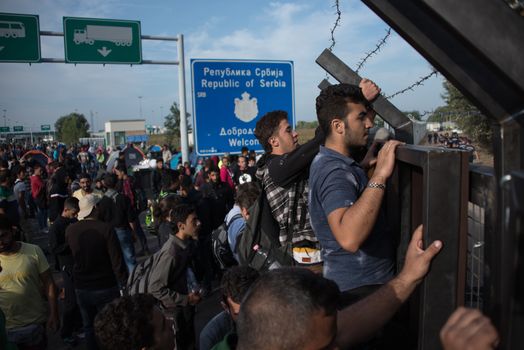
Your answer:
[148,145,162,152]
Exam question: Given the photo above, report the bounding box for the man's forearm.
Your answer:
[336,277,416,348]
[41,271,59,321]
[47,281,59,317]
[331,183,385,252]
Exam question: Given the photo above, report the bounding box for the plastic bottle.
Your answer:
[145,208,153,227]
[253,244,281,270]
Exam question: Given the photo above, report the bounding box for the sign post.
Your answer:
[63,17,142,64]
[0,13,40,63]
[191,59,294,156]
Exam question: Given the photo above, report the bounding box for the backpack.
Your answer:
[126,254,156,295]
[212,213,242,270]
[236,189,294,271]
[104,189,119,203]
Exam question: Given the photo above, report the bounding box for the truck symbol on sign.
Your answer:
[73,25,132,46]
[0,21,26,38]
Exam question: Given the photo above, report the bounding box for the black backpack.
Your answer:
[236,189,294,271]
[212,213,242,270]
[126,254,156,295]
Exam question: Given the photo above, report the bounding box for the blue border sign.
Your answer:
[191,59,294,156]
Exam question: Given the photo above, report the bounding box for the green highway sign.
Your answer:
[0,127,10,132]
[0,13,41,63]
[13,126,23,132]
[41,124,51,131]
[63,17,142,64]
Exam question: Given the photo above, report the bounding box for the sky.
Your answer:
[0,0,444,132]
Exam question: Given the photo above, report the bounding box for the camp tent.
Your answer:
[20,150,51,168]
[123,144,145,167]
[148,145,162,152]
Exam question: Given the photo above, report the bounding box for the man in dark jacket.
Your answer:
[66,194,127,350]
[47,162,69,223]
[148,203,201,350]
[97,173,137,273]
[48,197,81,345]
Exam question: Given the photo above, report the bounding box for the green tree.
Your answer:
[441,80,493,147]
[55,113,89,145]
[403,110,422,121]
[164,102,191,146]
[427,106,451,122]
[296,120,318,129]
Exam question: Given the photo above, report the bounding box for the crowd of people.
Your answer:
[427,131,480,162]
[0,79,499,350]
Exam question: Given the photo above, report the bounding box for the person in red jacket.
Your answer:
[30,163,48,232]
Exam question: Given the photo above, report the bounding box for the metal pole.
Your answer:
[30,126,33,145]
[177,34,189,163]
[138,96,143,118]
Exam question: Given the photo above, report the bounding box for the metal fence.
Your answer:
[389,145,469,350]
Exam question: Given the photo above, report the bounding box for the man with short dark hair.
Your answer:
[159,169,181,199]
[224,182,261,262]
[233,156,257,186]
[47,161,69,223]
[94,294,176,350]
[66,194,127,350]
[310,82,400,304]
[200,266,260,350]
[48,197,81,345]
[73,173,96,201]
[151,158,165,198]
[253,79,379,268]
[148,203,202,350]
[13,167,28,220]
[236,226,442,350]
[98,173,137,273]
[0,171,20,229]
[31,163,48,232]
[0,214,59,349]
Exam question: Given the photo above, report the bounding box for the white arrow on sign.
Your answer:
[0,46,4,52]
[97,47,112,57]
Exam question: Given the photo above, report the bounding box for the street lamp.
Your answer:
[138,96,143,118]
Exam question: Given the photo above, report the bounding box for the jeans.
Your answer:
[115,227,137,273]
[36,207,48,230]
[7,323,46,350]
[61,267,82,339]
[76,287,120,350]
[134,218,149,253]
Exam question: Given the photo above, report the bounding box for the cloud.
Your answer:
[186,1,442,121]
[0,0,444,128]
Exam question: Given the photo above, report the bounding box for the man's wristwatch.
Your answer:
[367,182,386,190]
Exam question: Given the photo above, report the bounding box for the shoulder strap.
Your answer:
[226,213,243,230]
[104,190,119,203]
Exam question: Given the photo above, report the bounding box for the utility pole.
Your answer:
[90,110,94,134]
[138,96,143,118]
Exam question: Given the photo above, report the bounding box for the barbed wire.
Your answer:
[355,28,392,74]
[328,0,342,52]
[419,109,483,119]
[386,70,438,99]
